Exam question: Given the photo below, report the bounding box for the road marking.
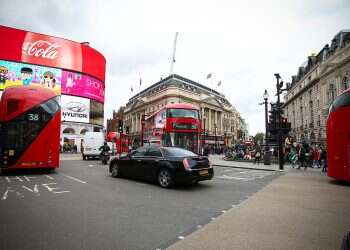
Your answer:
[22,185,40,196]
[222,210,226,213]
[197,225,202,228]
[178,236,185,240]
[45,175,55,180]
[61,174,87,184]
[88,165,95,168]
[1,189,9,200]
[211,217,216,220]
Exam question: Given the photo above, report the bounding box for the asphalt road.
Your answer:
[0,158,281,250]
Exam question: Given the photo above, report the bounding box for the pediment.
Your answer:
[201,96,225,108]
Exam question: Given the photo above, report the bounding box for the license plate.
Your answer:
[199,170,208,176]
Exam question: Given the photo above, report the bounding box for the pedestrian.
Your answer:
[73,144,78,154]
[297,144,307,170]
[203,144,210,156]
[254,149,261,164]
[312,146,321,168]
[320,146,327,173]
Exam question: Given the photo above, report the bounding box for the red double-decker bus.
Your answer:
[107,132,129,154]
[0,86,60,170]
[327,88,350,181]
[143,103,201,153]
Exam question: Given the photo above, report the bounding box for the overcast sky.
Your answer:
[1,0,349,135]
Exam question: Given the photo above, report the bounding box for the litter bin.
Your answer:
[264,150,271,165]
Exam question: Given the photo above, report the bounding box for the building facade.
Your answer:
[283,30,350,144]
[0,25,106,153]
[121,74,246,147]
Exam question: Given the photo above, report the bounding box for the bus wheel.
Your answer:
[158,168,174,188]
[111,162,120,177]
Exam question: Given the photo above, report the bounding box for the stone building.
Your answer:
[106,107,125,134]
[121,74,246,146]
[283,30,350,144]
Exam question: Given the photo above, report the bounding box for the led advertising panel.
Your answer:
[61,70,104,103]
[61,95,90,123]
[0,59,61,95]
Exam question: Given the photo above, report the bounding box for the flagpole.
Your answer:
[169,32,179,76]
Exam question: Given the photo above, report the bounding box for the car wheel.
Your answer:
[158,168,173,188]
[111,162,120,178]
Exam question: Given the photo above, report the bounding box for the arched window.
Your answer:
[63,128,75,134]
[80,129,88,135]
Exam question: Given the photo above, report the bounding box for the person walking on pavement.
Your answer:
[297,143,307,170]
[320,146,327,173]
[254,145,261,165]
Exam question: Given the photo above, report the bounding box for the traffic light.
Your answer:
[281,117,291,135]
[118,120,123,133]
[125,126,129,135]
[268,103,278,135]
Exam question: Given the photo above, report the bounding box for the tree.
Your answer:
[254,132,264,145]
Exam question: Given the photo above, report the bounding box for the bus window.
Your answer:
[167,109,199,119]
[333,91,350,109]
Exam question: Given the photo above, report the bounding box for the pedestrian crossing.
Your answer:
[215,168,277,182]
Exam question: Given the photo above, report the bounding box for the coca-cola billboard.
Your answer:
[21,32,82,72]
[22,40,60,60]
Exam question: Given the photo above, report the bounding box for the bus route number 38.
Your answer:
[27,113,40,121]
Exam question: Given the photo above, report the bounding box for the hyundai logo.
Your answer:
[66,102,86,112]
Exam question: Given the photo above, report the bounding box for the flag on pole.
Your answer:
[139,78,142,86]
[206,73,212,79]
[217,81,222,87]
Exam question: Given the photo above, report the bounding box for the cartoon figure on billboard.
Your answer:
[20,67,33,86]
[0,66,8,86]
[40,71,56,89]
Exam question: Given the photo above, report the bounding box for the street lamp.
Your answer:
[275,73,284,170]
[262,89,271,165]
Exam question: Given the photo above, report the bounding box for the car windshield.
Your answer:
[161,147,198,157]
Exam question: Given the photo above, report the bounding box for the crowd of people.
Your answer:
[203,137,328,172]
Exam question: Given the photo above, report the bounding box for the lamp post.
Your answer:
[262,89,271,165]
[275,73,284,170]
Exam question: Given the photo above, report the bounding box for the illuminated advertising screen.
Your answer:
[61,70,104,103]
[0,59,61,95]
[90,100,104,126]
[61,95,90,123]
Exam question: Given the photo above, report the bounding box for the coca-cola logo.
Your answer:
[22,40,61,60]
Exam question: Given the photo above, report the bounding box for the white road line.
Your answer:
[45,175,55,180]
[61,174,87,184]
[178,236,185,240]
[1,189,9,200]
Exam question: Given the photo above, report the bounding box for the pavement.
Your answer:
[168,158,350,250]
[209,154,281,171]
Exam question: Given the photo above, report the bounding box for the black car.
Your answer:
[109,146,214,188]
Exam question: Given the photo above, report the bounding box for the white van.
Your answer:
[82,132,105,160]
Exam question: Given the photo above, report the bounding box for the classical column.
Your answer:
[208,108,212,133]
